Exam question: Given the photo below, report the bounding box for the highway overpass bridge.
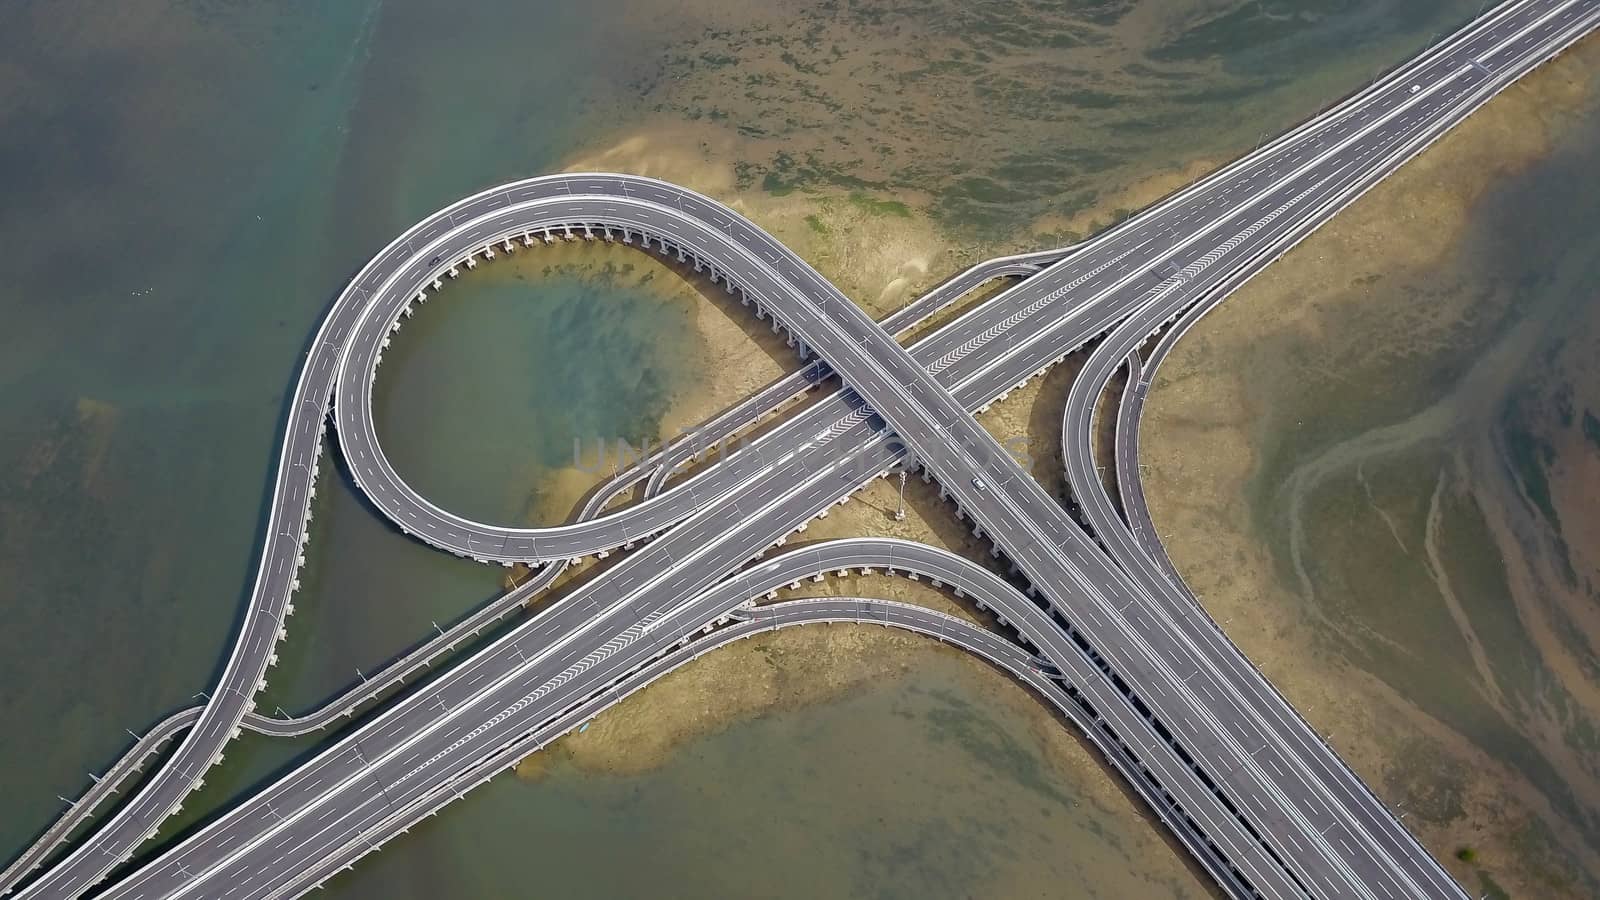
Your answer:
[6,1,1598,898]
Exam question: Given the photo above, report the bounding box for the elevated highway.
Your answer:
[8,2,1597,898]
[0,244,1072,889]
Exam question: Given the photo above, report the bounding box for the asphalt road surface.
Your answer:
[8,2,1596,898]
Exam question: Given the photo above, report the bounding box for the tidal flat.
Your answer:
[0,0,1544,896]
[1142,35,1600,900]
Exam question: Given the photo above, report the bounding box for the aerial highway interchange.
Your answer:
[5,1,1599,897]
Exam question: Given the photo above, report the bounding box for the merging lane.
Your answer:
[10,3,1595,898]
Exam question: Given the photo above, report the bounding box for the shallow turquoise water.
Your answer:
[0,0,1515,894]
[0,0,634,855]
[375,260,697,527]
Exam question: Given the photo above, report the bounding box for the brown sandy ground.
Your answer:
[463,6,1598,894]
[1140,36,1600,900]
[511,150,1114,780]
[500,130,1222,889]
[472,13,1294,892]
[521,470,1216,897]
